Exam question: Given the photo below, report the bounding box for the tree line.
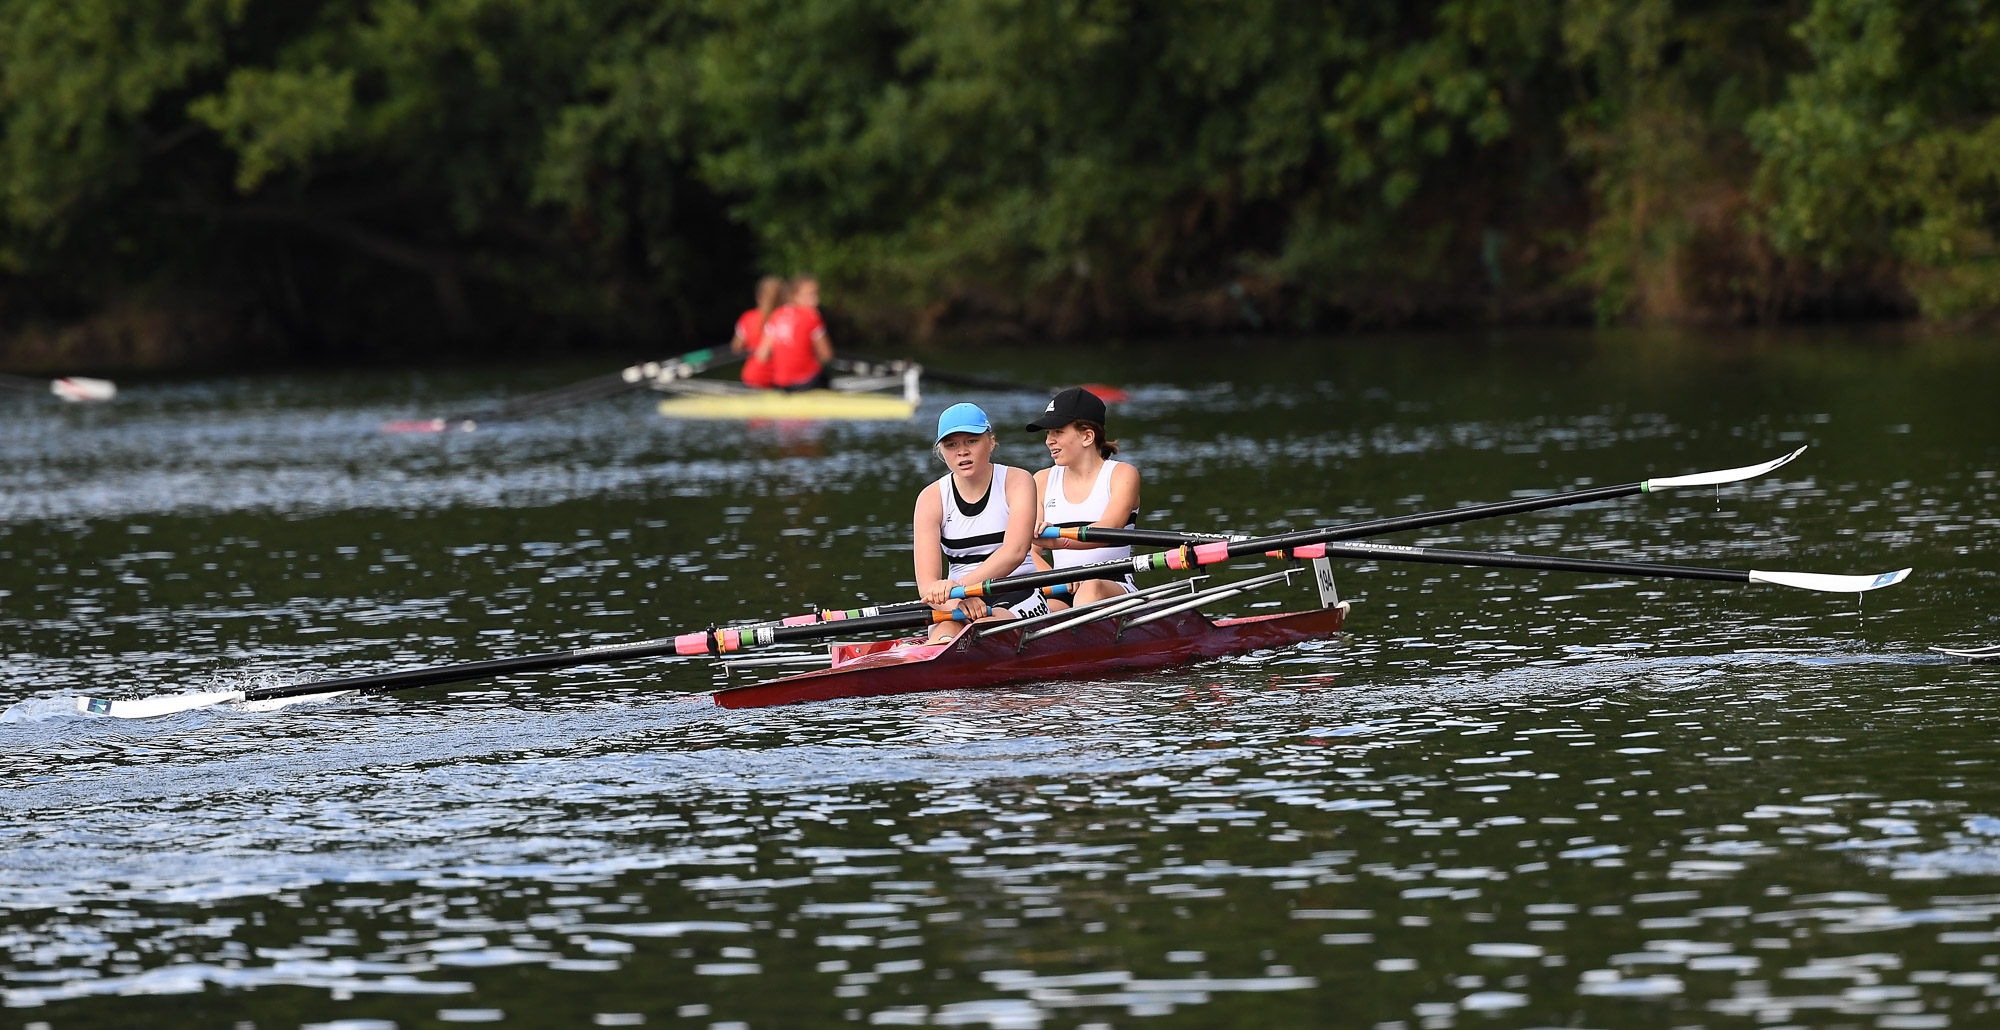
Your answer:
[2,0,1995,369]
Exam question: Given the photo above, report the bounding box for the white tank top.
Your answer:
[1044,460,1136,590]
[937,465,1036,582]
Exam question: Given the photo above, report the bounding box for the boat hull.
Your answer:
[657,389,915,421]
[710,604,1347,708]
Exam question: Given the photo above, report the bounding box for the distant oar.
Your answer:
[382,347,738,433]
[1043,447,1810,548]
[77,608,970,720]
[0,372,117,402]
[833,356,1128,402]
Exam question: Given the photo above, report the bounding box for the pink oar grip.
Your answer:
[1193,541,1231,564]
[782,614,817,627]
[716,629,741,653]
[674,632,710,656]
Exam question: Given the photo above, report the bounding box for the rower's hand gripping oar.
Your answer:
[76,607,974,719]
[1044,447,1811,549]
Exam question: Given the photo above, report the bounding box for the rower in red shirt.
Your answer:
[756,275,834,390]
[732,276,785,388]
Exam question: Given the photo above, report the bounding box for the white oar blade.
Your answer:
[1747,567,1912,593]
[238,690,355,713]
[1931,644,2000,660]
[51,376,117,402]
[1645,446,1806,491]
[75,690,244,719]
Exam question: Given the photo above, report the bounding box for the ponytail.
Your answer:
[1073,420,1118,458]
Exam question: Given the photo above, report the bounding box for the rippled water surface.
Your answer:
[5,333,2000,1029]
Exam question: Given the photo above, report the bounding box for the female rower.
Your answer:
[1027,386,1140,608]
[914,402,1047,641]
[758,274,835,390]
[732,276,785,388]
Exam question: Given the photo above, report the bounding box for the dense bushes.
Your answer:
[2,0,1995,367]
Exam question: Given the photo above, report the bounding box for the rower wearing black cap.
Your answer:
[1027,386,1141,608]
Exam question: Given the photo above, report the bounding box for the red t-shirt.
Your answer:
[736,308,772,388]
[762,305,826,387]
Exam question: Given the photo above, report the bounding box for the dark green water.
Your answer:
[4,331,1999,1029]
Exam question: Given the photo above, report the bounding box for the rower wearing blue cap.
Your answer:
[912,402,1046,640]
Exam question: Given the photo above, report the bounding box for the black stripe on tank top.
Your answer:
[942,529,1007,550]
[950,480,993,517]
[947,549,997,565]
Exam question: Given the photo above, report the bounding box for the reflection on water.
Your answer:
[4,333,2000,1027]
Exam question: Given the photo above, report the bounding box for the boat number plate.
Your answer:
[1312,558,1339,608]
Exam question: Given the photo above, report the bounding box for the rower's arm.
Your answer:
[913,488,945,588]
[811,327,833,365]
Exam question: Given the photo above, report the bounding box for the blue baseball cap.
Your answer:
[935,402,992,441]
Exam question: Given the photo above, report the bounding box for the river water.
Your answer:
[3,331,1998,1029]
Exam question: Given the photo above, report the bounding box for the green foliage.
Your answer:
[6,0,2000,366]
[1748,0,2000,319]
[188,65,354,191]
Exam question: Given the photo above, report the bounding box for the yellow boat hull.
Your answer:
[656,389,916,421]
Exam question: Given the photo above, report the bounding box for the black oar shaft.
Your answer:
[1284,483,1641,543]
[1296,541,1751,584]
[447,347,738,424]
[239,607,960,702]
[242,637,687,702]
[1063,481,1644,550]
[1063,527,1238,545]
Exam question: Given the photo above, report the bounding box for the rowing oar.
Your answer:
[958,536,1909,600]
[952,482,1910,602]
[1258,541,1910,594]
[0,371,117,402]
[76,606,974,720]
[1043,447,1810,550]
[833,356,1129,403]
[77,582,1090,718]
[382,347,739,433]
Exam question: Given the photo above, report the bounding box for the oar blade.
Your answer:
[52,376,118,402]
[238,690,356,713]
[75,690,245,719]
[380,418,463,434]
[1645,446,1806,491]
[1747,567,1912,593]
[1931,644,2000,660]
[1077,383,1129,402]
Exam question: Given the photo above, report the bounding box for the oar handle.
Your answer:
[674,608,964,656]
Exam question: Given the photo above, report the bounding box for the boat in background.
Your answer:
[2,372,117,403]
[653,363,921,421]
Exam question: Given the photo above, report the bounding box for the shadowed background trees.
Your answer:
[3,0,1997,370]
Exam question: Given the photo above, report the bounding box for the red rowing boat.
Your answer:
[711,602,1348,708]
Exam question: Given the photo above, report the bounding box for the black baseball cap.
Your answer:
[1025,386,1108,431]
